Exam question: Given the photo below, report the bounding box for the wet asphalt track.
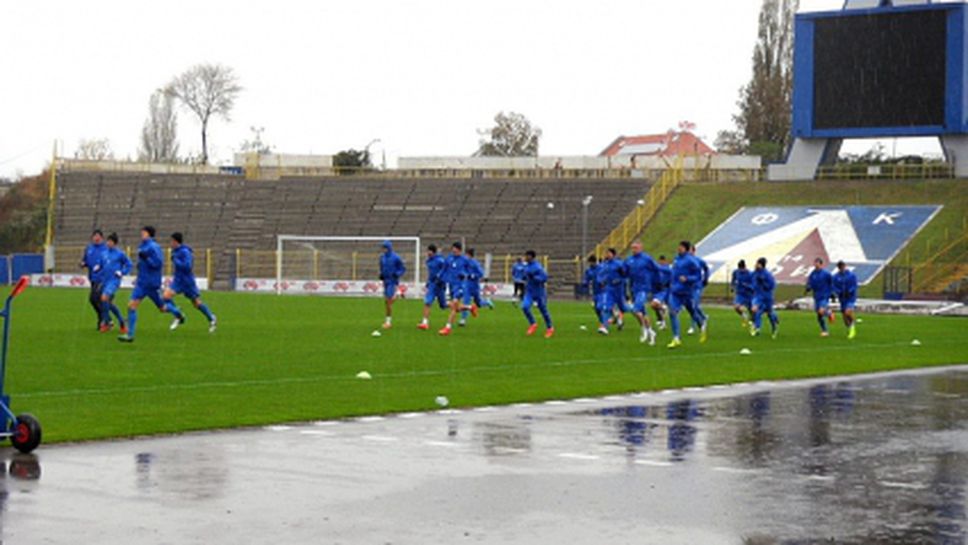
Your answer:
[0,365,965,544]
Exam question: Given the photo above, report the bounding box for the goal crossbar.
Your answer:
[275,235,421,295]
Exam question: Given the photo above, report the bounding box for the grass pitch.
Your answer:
[5,288,967,443]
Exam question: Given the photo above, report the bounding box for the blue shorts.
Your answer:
[522,289,547,309]
[734,294,753,308]
[813,297,831,313]
[101,278,121,298]
[668,291,697,313]
[606,285,630,313]
[752,296,774,313]
[132,283,164,308]
[652,290,669,305]
[632,290,650,314]
[170,278,201,301]
[840,298,857,311]
[424,282,447,309]
[383,282,399,299]
[448,282,464,301]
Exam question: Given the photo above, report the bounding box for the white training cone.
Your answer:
[356,371,372,380]
[435,395,450,407]
[371,330,382,337]
[739,348,752,356]
[579,325,588,331]
[911,339,922,347]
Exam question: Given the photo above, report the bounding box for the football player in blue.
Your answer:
[80,229,108,330]
[805,257,835,337]
[379,240,406,330]
[832,260,859,340]
[730,259,754,327]
[667,241,707,348]
[96,232,131,334]
[418,244,447,330]
[650,255,671,330]
[520,250,554,338]
[625,241,658,345]
[460,248,493,325]
[118,226,166,343]
[439,242,469,336]
[582,256,604,324]
[687,244,709,336]
[596,248,628,336]
[511,258,527,306]
[750,257,780,339]
[164,232,217,333]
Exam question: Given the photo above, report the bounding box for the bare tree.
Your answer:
[165,63,242,164]
[138,90,180,163]
[74,138,114,160]
[476,111,542,157]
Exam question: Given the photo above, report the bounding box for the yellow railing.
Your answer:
[593,159,684,258]
[54,245,214,286]
[911,231,968,292]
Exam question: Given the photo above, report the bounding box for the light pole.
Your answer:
[364,138,381,169]
[581,195,593,259]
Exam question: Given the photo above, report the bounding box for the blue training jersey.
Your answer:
[833,269,858,301]
[511,261,527,283]
[731,268,754,297]
[806,268,833,300]
[82,242,107,282]
[380,250,406,283]
[466,258,485,283]
[443,254,469,285]
[695,256,710,289]
[583,264,603,296]
[522,260,548,293]
[136,238,164,288]
[653,264,672,293]
[671,253,703,295]
[625,252,658,293]
[425,254,446,286]
[172,244,196,283]
[596,258,627,289]
[98,246,132,283]
[752,268,776,299]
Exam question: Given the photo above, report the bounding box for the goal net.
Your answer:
[275,236,421,296]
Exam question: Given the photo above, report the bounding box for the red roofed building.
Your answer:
[599,131,716,157]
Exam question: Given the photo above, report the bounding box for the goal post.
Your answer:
[275,235,421,295]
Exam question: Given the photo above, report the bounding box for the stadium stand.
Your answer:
[52,171,655,292]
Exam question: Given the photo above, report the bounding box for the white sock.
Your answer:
[385,317,392,324]
[421,318,428,325]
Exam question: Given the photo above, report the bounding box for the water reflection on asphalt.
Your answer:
[0,366,964,544]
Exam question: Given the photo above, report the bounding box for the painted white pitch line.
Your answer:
[424,440,460,448]
[558,453,601,461]
[362,435,398,442]
[544,400,567,406]
[573,398,596,404]
[634,460,673,467]
[265,425,293,432]
[711,466,758,474]
[603,396,625,401]
[880,481,927,490]
[683,387,705,393]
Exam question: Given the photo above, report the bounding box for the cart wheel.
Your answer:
[10,414,41,454]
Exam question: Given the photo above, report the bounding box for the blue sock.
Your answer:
[522,306,536,325]
[100,301,110,325]
[818,314,828,332]
[128,309,138,338]
[164,299,184,320]
[769,312,779,331]
[539,304,553,328]
[753,309,763,329]
[460,310,469,320]
[670,310,681,338]
[110,304,125,327]
[198,303,214,322]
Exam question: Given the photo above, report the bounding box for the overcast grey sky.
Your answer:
[0,0,939,178]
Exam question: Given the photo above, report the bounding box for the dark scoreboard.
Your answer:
[792,4,968,138]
